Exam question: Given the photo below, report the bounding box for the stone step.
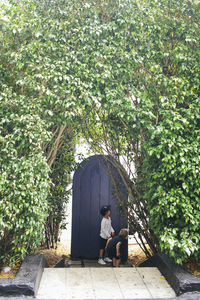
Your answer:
[54,257,134,268]
[37,267,176,299]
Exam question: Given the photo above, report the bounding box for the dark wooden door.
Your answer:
[71,155,128,260]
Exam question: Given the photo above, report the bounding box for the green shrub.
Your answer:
[145,105,200,263]
[45,141,76,248]
[0,88,50,265]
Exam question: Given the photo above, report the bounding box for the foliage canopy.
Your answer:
[0,0,200,264]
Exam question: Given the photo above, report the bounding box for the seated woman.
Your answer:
[106,228,128,267]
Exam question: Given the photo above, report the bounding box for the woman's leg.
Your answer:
[104,248,112,262]
[112,258,116,267]
[115,259,121,268]
[105,248,108,257]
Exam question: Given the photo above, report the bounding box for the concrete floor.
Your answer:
[37,267,176,299]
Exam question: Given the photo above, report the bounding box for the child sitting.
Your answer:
[98,205,115,265]
[106,228,128,267]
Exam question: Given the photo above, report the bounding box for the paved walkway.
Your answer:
[37,267,175,299]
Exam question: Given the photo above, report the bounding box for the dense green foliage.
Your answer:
[0,0,199,264]
[0,0,77,262]
[0,88,50,264]
[75,0,200,261]
[133,0,200,263]
[45,139,76,248]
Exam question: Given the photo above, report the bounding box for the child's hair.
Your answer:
[119,228,129,239]
[100,205,111,216]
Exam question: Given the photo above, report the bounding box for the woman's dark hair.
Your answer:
[100,205,111,216]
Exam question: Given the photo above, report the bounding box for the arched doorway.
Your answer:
[71,155,128,260]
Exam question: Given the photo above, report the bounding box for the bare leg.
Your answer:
[115,259,121,268]
[112,258,116,267]
[99,249,104,257]
[105,248,108,257]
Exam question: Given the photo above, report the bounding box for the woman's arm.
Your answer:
[116,242,121,257]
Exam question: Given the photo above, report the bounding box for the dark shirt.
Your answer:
[107,235,123,251]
